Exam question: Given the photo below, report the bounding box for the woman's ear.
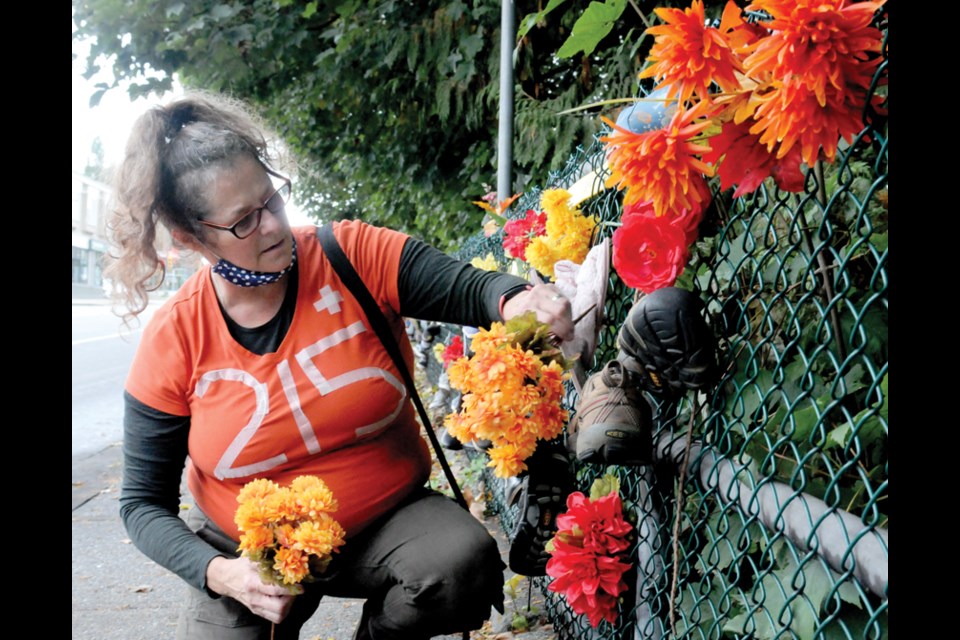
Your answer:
[172,228,203,254]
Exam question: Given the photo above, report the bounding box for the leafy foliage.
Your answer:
[73,0,657,250]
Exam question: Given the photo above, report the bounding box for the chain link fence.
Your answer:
[426,20,888,640]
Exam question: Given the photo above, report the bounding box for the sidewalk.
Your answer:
[72,441,560,640]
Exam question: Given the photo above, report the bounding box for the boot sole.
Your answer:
[506,450,572,576]
[618,287,717,394]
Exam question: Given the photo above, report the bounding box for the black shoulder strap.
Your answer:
[317,224,468,510]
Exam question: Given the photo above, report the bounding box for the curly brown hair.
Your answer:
[103,90,285,321]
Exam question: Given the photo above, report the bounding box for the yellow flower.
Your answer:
[523,189,598,278]
[234,475,346,590]
[273,547,310,585]
[444,319,572,478]
[470,253,500,272]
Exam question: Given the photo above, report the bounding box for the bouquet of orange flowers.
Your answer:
[234,475,346,591]
[444,312,574,478]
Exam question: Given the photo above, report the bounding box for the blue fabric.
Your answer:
[211,238,297,287]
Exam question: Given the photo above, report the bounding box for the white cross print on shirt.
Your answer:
[313,285,344,314]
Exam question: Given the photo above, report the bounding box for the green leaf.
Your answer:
[825,422,852,449]
[209,4,237,20]
[302,2,317,18]
[511,612,530,631]
[517,0,569,39]
[589,472,621,500]
[556,0,627,58]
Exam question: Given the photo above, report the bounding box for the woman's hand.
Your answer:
[205,556,301,624]
[501,283,574,343]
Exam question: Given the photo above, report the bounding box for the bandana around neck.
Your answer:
[211,238,297,287]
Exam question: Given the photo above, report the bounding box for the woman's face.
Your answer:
[196,155,293,274]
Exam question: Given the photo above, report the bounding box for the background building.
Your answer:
[72,171,199,299]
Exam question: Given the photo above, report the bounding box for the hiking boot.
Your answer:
[566,360,653,466]
[617,286,718,397]
[506,441,574,576]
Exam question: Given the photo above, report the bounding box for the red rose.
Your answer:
[621,173,711,248]
[613,210,691,294]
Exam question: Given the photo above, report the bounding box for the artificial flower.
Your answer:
[441,335,464,369]
[524,189,598,279]
[444,313,573,478]
[742,0,886,165]
[638,0,745,106]
[470,252,500,272]
[612,209,691,294]
[701,119,806,196]
[749,77,874,166]
[235,476,346,590]
[502,209,547,261]
[601,101,716,218]
[743,0,886,108]
[620,174,711,247]
[546,480,633,628]
[473,192,522,236]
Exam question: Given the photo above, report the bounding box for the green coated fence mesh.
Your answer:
[434,18,888,640]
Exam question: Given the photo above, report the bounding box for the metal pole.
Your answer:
[497,0,515,202]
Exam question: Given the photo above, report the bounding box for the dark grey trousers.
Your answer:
[175,487,505,640]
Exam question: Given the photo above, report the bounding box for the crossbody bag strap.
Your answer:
[317,224,469,510]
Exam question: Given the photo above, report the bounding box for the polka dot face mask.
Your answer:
[211,238,297,287]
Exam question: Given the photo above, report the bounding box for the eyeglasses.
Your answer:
[198,179,292,239]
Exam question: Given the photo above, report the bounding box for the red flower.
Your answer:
[638,0,745,105]
[701,120,806,197]
[441,335,464,369]
[502,209,547,261]
[601,101,716,219]
[546,491,633,628]
[612,210,691,294]
[557,492,634,555]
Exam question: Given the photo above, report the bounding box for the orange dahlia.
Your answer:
[741,0,886,165]
[749,76,873,166]
[743,0,886,106]
[601,101,716,218]
[638,0,745,106]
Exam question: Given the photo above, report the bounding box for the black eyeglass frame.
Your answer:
[197,170,292,239]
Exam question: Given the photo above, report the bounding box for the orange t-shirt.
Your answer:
[125,221,432,541]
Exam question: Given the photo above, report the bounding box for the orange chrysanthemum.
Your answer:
[238,525,274,555]
[273,547,310,585]
[444,315,572,478]
[638,0,745,105]
[601,101,716,218]
[235,475,345,591]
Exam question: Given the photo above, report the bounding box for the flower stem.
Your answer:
[668,396,698,636]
